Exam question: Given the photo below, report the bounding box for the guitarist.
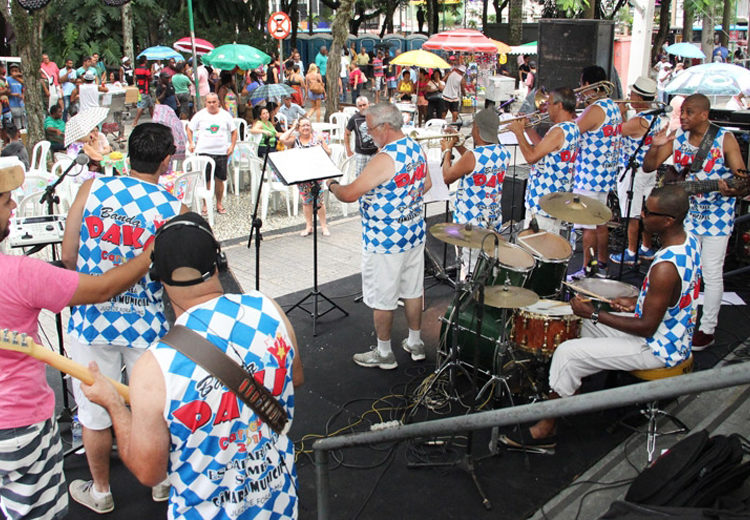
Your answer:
[0,165,155,520]
[643,93,748,351]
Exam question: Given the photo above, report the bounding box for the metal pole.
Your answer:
[314,449,330,520]
[313,362,750,451]
[187,0,202,111]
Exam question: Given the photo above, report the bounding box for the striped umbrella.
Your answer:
[173,37,215,56]
[251,83,296,99]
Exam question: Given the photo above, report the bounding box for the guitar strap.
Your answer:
[160,325,288,435]
[689,123,720,174]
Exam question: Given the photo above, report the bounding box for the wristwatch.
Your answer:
[590,311,599,325]
[328,180,340,190]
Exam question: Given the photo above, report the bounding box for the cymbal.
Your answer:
[477,285,539,309]
[539,192,612,225]
[429,223,505,252]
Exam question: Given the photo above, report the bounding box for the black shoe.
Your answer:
[498,427,557,450]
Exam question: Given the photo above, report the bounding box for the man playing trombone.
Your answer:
[441,108,510,277]
[571,66,622,278]
[508,87,580,233]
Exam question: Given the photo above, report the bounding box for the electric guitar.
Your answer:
[657,165,750,196]
[0,329,130,403]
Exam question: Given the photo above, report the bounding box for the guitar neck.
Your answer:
[677,177,745,196]
[0,331,130,403]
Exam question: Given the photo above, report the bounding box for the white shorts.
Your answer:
[617,169,657,218]
[374,76,384,90]
[362,245,424,310]
[573,189,609,230]
[68,337,146,430]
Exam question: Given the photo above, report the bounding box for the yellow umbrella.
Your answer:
[490,39,512,54]
[390,49,452,69]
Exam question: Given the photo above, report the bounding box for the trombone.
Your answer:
[409,130,466,147]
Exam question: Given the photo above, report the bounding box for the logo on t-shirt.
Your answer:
[208,124,220,134]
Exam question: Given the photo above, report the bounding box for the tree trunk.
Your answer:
[482,0,488,29]
[721,0,731,48]
[508,0,522,44]
[701,5,714,62]
[325,0,355,119]
[290,0,299,51]
[9,6,45,146]
[583,0,596,19]
[651,0,671,65]
[682,0,694,43]
[122,2,134,65]
[427,0,439,34]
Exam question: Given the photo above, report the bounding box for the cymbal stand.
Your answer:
[615,114,660,281]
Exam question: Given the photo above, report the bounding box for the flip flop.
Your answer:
[217,207,227,215]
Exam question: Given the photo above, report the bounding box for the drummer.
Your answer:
[499,185,700,450]
[508,87,580,233]
[441,108,510,278]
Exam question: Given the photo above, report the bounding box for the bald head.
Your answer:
[684,93,710,112]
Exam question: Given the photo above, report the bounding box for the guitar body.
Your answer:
[656,165,750,196]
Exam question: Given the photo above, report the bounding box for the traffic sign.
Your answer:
[268,12,291,40]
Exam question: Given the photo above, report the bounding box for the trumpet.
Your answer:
[574,80,616,106]
[409,130,466,147]
[497,111,550,134]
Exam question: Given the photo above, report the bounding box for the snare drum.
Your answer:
[517,230,573,297]
[566,278,639,311]
[471,242,536,287]
[511,300,582,357]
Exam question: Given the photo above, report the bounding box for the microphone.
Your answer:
[529,213,539,233]
[640,105,673,117]
[75,152,90,166]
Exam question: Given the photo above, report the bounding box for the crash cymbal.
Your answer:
[429,223,505,252]
[539,192,612,225]
[477,285,539,309]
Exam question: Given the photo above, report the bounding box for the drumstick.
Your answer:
[517,237,545,258]
[562,281,613,304]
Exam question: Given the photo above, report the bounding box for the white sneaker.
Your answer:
[152,478,170,502]
[353,347,398,369]
[401,338,426,361]
[69,479,114,514]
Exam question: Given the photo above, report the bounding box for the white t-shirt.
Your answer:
[442,71,463,101]
[189,108,235,155]
[79,83,100,111]
[340,55,351,79]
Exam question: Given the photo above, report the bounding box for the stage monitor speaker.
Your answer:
[501,169,527,223]
[537,19,618,95]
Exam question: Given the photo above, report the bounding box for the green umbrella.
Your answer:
[202,44,271,70]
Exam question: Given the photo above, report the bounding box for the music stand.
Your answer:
[267,147,349,335]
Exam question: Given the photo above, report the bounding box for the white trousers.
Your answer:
[695,233,729,335]
[549,316,664,398]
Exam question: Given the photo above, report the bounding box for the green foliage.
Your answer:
[556,0,589,17]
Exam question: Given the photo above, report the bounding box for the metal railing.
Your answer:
[312,362,750,519]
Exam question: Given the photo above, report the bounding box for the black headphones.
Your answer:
[149,219,228,285]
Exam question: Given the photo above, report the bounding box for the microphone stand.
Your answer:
[38,155,87,422]
[615,112,661,281]
[247,151,271,291]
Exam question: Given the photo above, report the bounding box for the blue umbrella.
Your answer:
[251,83,295,99]
[665,63,750,96]
[666,42,706,60]
[137,46,185,61]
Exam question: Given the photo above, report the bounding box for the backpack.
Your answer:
[625,430,750,509]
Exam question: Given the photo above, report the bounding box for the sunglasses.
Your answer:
[642,205,675,219]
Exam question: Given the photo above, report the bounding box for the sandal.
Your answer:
[217,207,227,215]
[300,229,312,237]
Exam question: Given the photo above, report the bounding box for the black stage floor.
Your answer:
[55,243,750,519]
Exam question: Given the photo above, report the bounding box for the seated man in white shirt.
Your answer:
[279,96,306,126]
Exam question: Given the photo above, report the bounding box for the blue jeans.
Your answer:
[351,86,361,104]
[62,95,71,121]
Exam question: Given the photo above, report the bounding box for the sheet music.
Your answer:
[267,146,343,185]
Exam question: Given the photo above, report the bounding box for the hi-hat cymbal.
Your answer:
[429,223,505,251]
[539,192,612,225]
[477,285,539,309]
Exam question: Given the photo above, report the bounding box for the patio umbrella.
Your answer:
[508,42,537,55]
[666,42,706,60]
[390,49,451,69]
[202,44,271,71]
[137,46,184,61]
[665,62,750,96]
[251,83,296,99]
[65,107,109,146]
[490,39,512,54]
[422,29,498,54]
[173,37,215,56]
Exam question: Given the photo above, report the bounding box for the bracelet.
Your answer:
[328,180,340,189]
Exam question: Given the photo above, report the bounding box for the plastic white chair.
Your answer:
[183,155,217,227]
[342,106,358,119]
[229,142,257,195]
[50,158,82,211]
[246,132,262,155]
[29,140,51,176]
[335,155,359,217]
[328,144,346,169]
[329,112,348,144]
[424,118,447,130]
[16,189,49,218]
[233,118,248,142]
[251,156,294,221]
[170,170,202,209]
[276,113,288,131]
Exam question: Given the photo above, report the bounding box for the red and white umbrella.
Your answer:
[422,29,498,54]
[173,37,215,56]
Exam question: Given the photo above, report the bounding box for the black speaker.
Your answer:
[537,19,617,94]
[501,166,528,223]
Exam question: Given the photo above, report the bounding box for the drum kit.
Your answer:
[428,191,638,407]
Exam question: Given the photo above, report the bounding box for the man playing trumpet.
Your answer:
[509,87,580,233]
[441,108,510,277]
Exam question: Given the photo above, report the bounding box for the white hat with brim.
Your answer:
[0,165,24,193]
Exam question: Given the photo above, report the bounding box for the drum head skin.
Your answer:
[568,278,639,301]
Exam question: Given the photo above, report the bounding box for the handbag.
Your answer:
[160,325,288,434]
[310,78,324,95]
